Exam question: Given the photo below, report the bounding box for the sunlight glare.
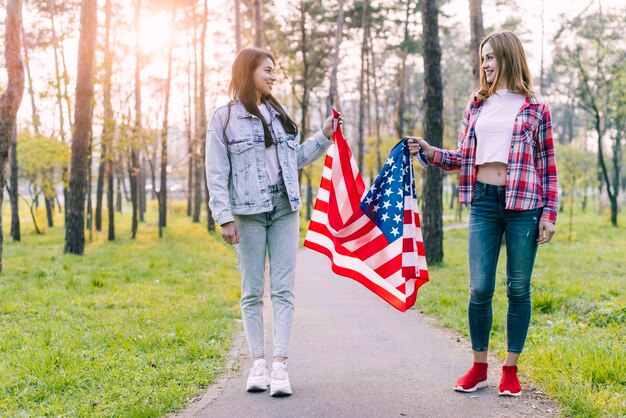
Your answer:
[138,12,172,53]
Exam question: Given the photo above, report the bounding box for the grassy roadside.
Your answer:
[416,211,625,417]
[0,209,240,416]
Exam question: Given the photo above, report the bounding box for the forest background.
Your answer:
[0,0,624,416]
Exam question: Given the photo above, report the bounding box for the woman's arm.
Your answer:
[534,100,559,226]
[410,100,473,171]
[205,109,235,226]
[294,114,340,168]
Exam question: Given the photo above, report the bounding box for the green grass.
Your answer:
[416,210,625,417]
[0,207,240,416]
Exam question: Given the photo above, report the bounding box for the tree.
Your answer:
[468,0,484,84]
[420,0,444,264]
[557,143,597,240]
[235,0,242,52]
[357,0,370,172]
[64,0,97,255]
[158,4,177,237]
[18,133,69,235]
[326,0,346,116]
[553,9,626,226]
[395,1,419,139]
[253,0,264,47]
[0,0,25,272]
[8,125,20,240]
[95,0,115,241]
[130,0,142,239]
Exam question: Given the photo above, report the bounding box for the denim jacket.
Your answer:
[206,100,332,226]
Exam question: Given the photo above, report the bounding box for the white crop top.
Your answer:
[258,104,282,186]
[474,89,526,165]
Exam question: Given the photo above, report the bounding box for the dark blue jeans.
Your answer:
[468,181,540,353]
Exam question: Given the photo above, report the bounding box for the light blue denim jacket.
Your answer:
[206,100,332,226]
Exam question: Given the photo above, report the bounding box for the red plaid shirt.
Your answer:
[431,95,559,224]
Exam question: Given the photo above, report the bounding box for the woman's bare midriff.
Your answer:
[476,162,507,186]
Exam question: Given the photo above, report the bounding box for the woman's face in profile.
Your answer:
[481,42,497,84]
[253,57,276,98]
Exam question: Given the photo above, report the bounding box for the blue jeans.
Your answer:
[234,182,299,358]
[468,181,540,353]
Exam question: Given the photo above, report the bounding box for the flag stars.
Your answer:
[393,214,402,223]
[385,156,395,166]
[384,188,393,197]
[382,201,391,210]
[381,213,390,222]
[386,176,395,184]
[365,196,373,205]
[396,201,403,210]
[391,227,400,237]
[372,204,379,212]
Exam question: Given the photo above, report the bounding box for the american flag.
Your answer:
[304,116,429,312]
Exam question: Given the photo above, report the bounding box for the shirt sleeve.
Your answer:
[205,109,234,226]
[534,100,559,224]
[430,100,472,171]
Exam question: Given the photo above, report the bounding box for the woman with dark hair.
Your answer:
[206,48,340,396]
[408,31,558,397]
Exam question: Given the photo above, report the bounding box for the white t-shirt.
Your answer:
[258,104,282,186]
[474,89,526,165]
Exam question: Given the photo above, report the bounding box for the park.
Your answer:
[0,0,624,416]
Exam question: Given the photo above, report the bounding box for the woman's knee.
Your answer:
[506,279,531,302]
[469,281,495,303]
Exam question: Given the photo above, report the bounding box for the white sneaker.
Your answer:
[270,361,292,396]
[246,359,270,392]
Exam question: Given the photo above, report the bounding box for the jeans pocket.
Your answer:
[472,186,484,203]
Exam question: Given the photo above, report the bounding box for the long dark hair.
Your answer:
[227,48,298,147]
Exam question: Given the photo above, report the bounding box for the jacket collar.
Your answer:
[233,99,277,120]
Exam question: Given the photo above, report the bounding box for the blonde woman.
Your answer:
[409,31,558,396]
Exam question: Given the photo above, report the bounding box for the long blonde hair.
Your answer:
[475,31,534,102]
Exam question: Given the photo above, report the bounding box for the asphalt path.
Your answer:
[178,246,559,418]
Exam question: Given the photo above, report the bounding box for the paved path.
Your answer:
[178,248,559,418]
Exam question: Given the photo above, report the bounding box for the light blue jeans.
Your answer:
[234,182,299,359]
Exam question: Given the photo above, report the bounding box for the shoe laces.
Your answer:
[272,362,288,380]
[250,360,267,377]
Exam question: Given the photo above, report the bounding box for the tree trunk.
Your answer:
[235,0,242,52]
[139,156,147,220]
[421,0,444,265]
[116,169,122,212]
[49,1,66,142]
[254,0,263,48]
[357,0,370,173]
[369,33,382,172]
[96,0,114,233]
[185,18,194,218]
[53,1,74,131]
[9,124,21,241]
[326,0,345,116]
[64,0,97,255]
[130,0,142,238]
[21,25,39,134]
[106,143,115,240]
[469,0,484,84]
[396,1,411,139]
[200,0,213,232]
[159,6,176,237]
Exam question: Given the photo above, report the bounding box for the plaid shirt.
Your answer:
[431,95,559,224]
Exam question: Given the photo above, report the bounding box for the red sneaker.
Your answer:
[454,362,488,392]
[498,365,522,396]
